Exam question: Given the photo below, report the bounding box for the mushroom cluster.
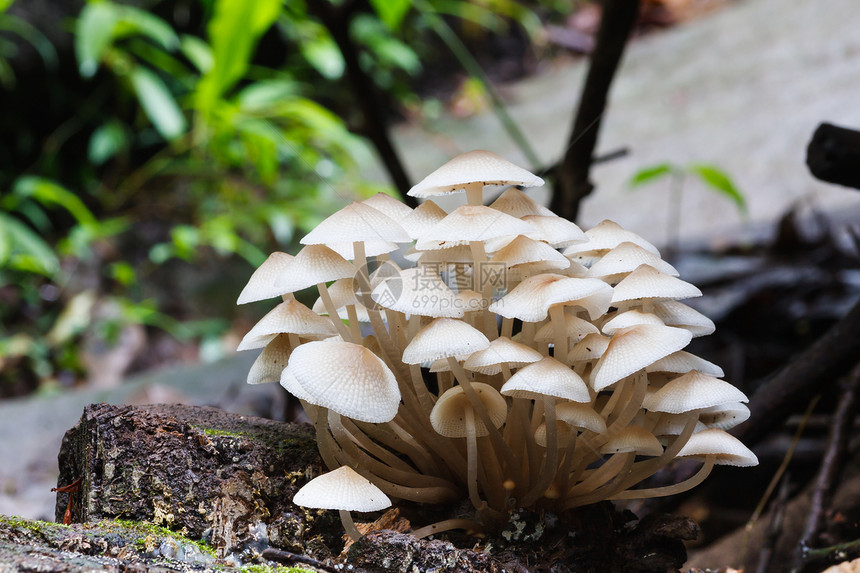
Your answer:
[237,150,757,539]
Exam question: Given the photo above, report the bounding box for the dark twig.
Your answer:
[803,538,860,570]
[309,1,416,207]
[550,0,640,221]
[261,548,340,573]
[755,474,791,573]
[732,295,860,446]
[792,362,860,573]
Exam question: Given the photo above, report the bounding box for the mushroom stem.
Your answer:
[607,371,647,431]
[465,408,485,511]
[469,240,497,339]
[340,509,362,542]
[521,396,560,506]
[501,317,514,339]
[613,413,698,492]
[345,304,363,343]
[564,453,635,508]
[412,519,485,539]
[464,181,484,206]
[549,305,568,366]
[609,455,716,500]
[312,407,341,470]
[448,358,519,485]
[317,282,353,342]
[567,452,633,497]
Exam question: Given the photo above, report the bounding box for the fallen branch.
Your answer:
[732,295,860,446]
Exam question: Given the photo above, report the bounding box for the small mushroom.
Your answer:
[293,466,392,541]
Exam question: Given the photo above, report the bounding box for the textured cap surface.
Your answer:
[286,340,401,423]
[488,187,554,217]
[677,428,758,466]
[430,384,508,437]
[402,318,490,364]
[643,370,749,414]
[293,466,392,511]
[500,357,591,402]
[237,299,337,351]
[489,274,613,322]
[611,265,702,305]
[409,150,544,198]
[275,244,355,292]
[463,336,543,374]
[301,201,410,245]
[415,205,535,250]
[237,252,295,304]
[600,426,664,456]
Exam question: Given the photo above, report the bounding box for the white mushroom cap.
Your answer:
[285,340,401,423]
[430,384,508,437]
[414,245,473,264]
[651,413,708,437]
[237,299,338,351]
[312,278,365,319]
[649,300,716,338]
[535,313,600,345]
[556,402,607,433]
[488,187,554,217]
[586,242,678,279]
[400,200,447,240]
[327,240,400,260]
[642,370,749,414]
[563,220,660,257]
[362,192,413,220]
[491,235,570,270]
[371,267,464,318]
[408,150,544,198]
[237,252,295,304]
[611,265,702,305]
[697,402,751,430]
[591,324,693,391]
[676,428,758,466]
[301,201,410,246]
[274,244,355,292]
[293,466,392,512]
[280,367,316,402]
[463,336,543,375]
[521,215,587,248]
[600,426,664,457]
[489,274,613,322]
[402,318,490,364]
[500,357,591,402]
[601,310,665,335]
[247,333,292,385]
[569,333,611,362]
[415,205,535,250]
[646,351,724,377]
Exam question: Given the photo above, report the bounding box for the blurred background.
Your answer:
[2,0,860,568]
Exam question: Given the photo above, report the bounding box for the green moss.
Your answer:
[108,519,216,557]
[0,515,69,534]
[194,425,250,438]
[239,566,317,573]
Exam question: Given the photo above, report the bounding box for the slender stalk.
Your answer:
[609,456,715,500]
[317,282,352,341]
[412,519,485,539]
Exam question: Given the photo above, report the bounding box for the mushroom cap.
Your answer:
[274,244,355,292]
[489,274,613,322]
[586,242,678,280]
[611,265,702,305]
[402,318,490,364]
[649,300,716,338]
[535,312,600,345]
[415,205,535,250]
[237,252,295,304]
[400,200,448,240]
[698,402,751,430]
[646,351,724,377]
[650,413,708,437]
[285,340,401,423]
[301,201,410,246]
[430,383,508,437]
[491,235,570,270]
[591,324,693,391]
[362,192,413,221]
[570,333,611,362]
[463,336,544,375]
[371,267,464,318]
[521,215,587,248]
[237,299,338,351]
[535,403,606,446]
[564,220,660,258]
[601,310,665,336]
[327,240,400,260]
[293,466,392,512]
[600,426,664,456]
[488,187,555,217]
[408,150,544,198]
[642,370,749,414]
[676,428,758,466]
[414,245,473,264]
[500,357,591,402]
[247,333,293,385]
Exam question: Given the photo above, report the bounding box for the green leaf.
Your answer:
[88,120,129,165]
[13,177,98,227]
[689,164,747,214]
[368,0,411,30]
[0,212,59,276]
[298,23,344,80]
[629,164,674,188]
[196,0,282,113]
[180,34,213,73]
[238,79,299,111]
[130,66,187,140]
[114,5,179,51]
[76,2,119,77]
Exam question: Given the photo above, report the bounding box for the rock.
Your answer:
[55,403,337,559]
